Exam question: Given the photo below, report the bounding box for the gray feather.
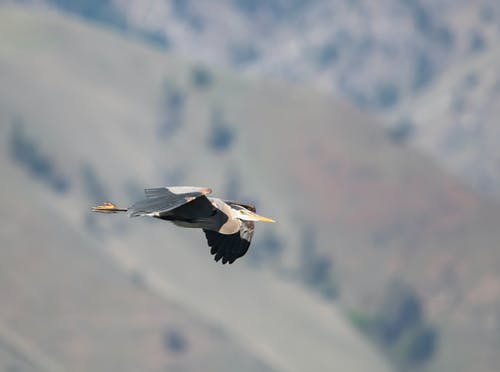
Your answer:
[128,186,211,217]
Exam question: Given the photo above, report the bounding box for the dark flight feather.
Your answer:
[203,220,254,264]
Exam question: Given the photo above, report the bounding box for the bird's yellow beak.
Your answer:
[254,214,276,223]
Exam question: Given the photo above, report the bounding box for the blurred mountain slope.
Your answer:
[0,155,278,372]
[35,1,500,369]
[29,0,500,201]
[108,0,500,111]
[0,6,392,372]
[393,43,500,199]
[231,64,500,372]
[1,5,500,372]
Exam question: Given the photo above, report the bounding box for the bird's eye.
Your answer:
[240,210,245,214]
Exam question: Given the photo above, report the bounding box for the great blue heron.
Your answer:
[91,186,275,264]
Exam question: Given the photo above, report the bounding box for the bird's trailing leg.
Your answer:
[91,202,128,213]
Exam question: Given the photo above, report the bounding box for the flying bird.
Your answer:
[91,186,275,264]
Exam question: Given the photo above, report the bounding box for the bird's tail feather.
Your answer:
[91,202,128,213]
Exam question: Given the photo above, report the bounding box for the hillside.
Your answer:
[115,0,500,201]
[1,5,500,372]
[28,0,500,202]
[63,0,500,111]
[0,168,277,372]
[392,44,500,199]
[0,6,391,372]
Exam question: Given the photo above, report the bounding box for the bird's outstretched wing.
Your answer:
[203,220,255,264]
[128,186,212,217]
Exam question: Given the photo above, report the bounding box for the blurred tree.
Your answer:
[480,5,495,24]
[249,229,284,266]
[47,0,126,29]
[172,0,205,31]
[349,280,438,370]
[298,226,339,300]
[469,30,486,54]
[434,26,455,49]
[317,42,340,68]
[395,325,437,367]
[208,109,236,152]
[233,0,308,21]
[137,29,170,50]
[158,83,186,138]
[413,52,434,91]
[387,119,415,144]
[228,42,260,66]
[164,328,189,354]
[47,0,174,52]
[376,82,399,109]
[129,270,147,289]
[191,65,214,89]
[375,282,423,345]
[463,72,479,90]
[9,120,70,194]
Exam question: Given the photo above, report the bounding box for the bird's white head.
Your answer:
[231,205,276,223]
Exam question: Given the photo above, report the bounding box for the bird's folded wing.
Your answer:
[128,186,212,217]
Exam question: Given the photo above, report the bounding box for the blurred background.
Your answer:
[1,1,500,371]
